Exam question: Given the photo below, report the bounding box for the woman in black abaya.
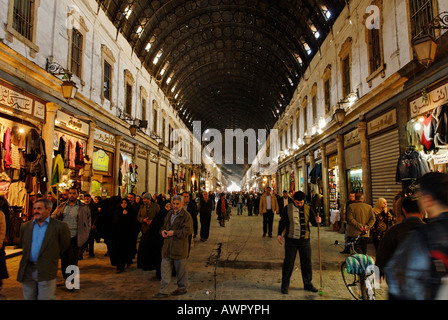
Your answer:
[108,198,136,272]
[137,202,171,279]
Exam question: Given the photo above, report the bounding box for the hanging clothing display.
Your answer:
[434,103,448,147]
[395,148,430,182]
[421,113,436,153]
[309,163,322,184]
[50,154,64,196]
[3,127,12,169]
[8,181,27,207]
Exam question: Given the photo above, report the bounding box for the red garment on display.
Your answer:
[421,114,435,152]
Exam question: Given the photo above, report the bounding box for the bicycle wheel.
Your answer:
[341,261,363,300]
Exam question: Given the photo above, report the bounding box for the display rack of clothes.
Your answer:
[396,146,431,183]
[1,125,48,244]
[406,103,448,153]
[54,132,86,184]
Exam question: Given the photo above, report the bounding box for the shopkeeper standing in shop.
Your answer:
[52,186,91,284]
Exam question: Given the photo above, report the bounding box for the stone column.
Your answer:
[165,159,169,195]
[42,102,61,193]
[308,150,315,196]
[293,159,299,192]
[357,117,372,205]
[156,155,161,194]
[336,134,348,208]
[113,135,122,196]
[146,152,151,193]
[320,143,329,225]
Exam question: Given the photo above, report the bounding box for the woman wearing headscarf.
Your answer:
[216,193,228,227]
[137,201,171,279]
[371,197,395,252]
[108,198,136,272]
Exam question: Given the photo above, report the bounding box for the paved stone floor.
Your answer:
[0,207,388,301]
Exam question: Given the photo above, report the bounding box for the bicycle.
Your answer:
[334,232,376,300]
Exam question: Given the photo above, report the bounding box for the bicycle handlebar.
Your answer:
[333,231,367,247]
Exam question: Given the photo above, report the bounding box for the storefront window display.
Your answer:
[347,168,363,194]
[328,155,339,211]
[92,148,113,197]
[400,101,448,195]
[120,152,138,197]
[1,121,48,244]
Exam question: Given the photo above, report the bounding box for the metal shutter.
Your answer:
[369,129,402,207]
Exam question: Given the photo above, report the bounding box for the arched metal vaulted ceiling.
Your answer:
[97,0,345,133]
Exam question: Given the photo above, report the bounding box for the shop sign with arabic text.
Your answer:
[410,83,448,118]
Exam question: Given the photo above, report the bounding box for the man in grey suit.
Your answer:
[17,199,70,300]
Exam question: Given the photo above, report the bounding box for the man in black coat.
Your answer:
[376,196,424,275]
[198,191,214,241]
[183,192,198,238]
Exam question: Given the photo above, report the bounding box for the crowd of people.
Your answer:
[0,171,447,300]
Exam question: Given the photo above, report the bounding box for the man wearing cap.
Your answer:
[277,191,321,294]
[137,193,160,235]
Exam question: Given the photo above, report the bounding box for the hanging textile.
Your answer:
[50,154,64,196]
[395,149,430,182]
[434,103,448,148]
[421,113,436,153]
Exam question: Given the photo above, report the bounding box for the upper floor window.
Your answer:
[302,96,308,133]
[6,0,40,57]
[295,112,300,140]
[311,83,318,126]
[153,108,158,134]
[67,14,88,82]
[101,45,115,107]
[70,28,83,78]
[162,118,166,144]
[339,37,352,100]
[322,65,332,116]
[364,1,385,85]
[125,83,133,115]
[410,0,437,39]
[124,70,134,116]
[12,0,33,41]
[324,79,331,115]
[342,56,351,98]
[103,61,112,101]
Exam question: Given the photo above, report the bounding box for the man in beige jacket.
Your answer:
[259,187,279,237]
[346,192,376,254]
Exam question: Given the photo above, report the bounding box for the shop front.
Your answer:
[368,108,402,206]
[119,140,137,197]
[92,127,115,198]
[344,129,363,195]
[148,152,158,195]
[328,153,339,211]
[53,110,90,194]
[402,81,448,194]
[0,79,47,244]
[135,146,148,196]
[158,157,167,195]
